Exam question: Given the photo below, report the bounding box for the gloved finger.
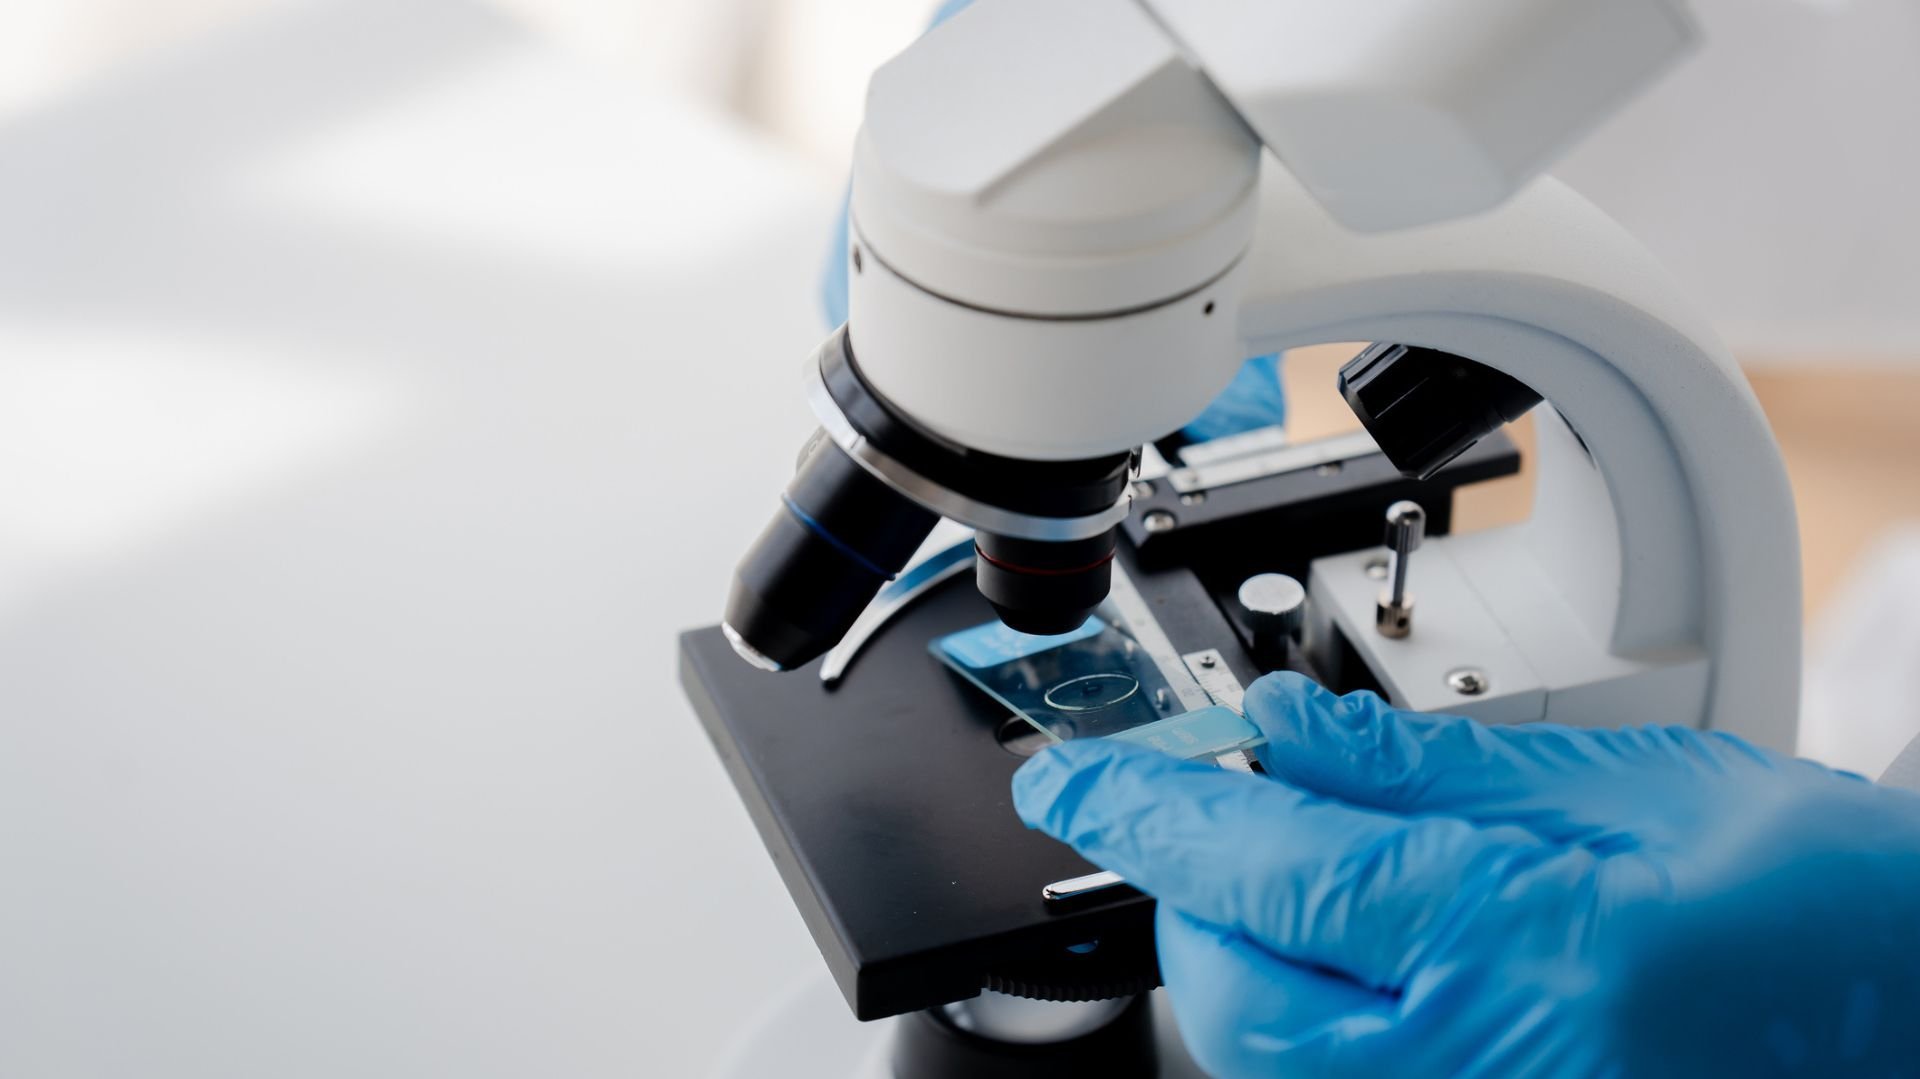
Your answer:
[1156,906,1398,1079]
[1244,671,1790,847]
[1013,737,1554,990]
[1182,354,1285,441]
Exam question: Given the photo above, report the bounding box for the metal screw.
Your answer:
[1180,491,1206,506]
[1364,557,1389,580]
[1198,653,1218,669]
[1131,480,1156,499]
[1447,668,1490,696]
[1142,510,1178,534]
[1316,461,1343,477]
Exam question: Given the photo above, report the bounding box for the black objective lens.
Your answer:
[724,431,938,672]
[1338,343,1542,480]
[725,326,1137,671]
[974,529,1116,636]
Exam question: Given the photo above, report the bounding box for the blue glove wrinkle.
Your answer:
[1251,673,1791,856]
[1253,674,1591,837]
[1157,907,1398,1078]
[1013,739,1232,864]
[1374,818,1578,990]
[1610,722,1737,778]
[1019,741,1298,918]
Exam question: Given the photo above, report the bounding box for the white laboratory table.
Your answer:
[0,2,832,1075]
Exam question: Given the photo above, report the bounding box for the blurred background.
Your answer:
[0,0,1915,1075]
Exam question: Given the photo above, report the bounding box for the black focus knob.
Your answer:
[1338,343,1542,480]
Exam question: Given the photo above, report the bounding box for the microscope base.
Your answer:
[715,973,1207,1079]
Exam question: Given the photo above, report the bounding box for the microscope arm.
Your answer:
[841,0,1797,746]
[1235,167,1799,751]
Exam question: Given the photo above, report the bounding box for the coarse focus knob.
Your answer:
[1238,573,1307,645]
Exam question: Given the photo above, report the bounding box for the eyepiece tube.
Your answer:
[724,430,939,671]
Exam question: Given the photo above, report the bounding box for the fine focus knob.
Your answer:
[1238,573,1308,645]
[1376,500,1426,639]
[1384,500,1426,560]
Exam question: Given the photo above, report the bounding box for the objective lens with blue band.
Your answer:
[724,433,940,671]
[781,494,897,581]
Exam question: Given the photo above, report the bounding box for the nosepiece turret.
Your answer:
[723,327,1136,671]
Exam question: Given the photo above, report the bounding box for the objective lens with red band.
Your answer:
[973,530,1118,636]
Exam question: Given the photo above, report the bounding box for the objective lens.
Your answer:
[1338,343,1542,480]
[724,431,938,671]
[725,327,1137,671]
[973,529,1117,637]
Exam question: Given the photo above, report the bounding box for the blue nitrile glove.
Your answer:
[1013,671,1920,1078]
[819,0,1284,442]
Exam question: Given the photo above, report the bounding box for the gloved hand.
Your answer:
[819,0,1285,443]
[1013,671,1920,1078]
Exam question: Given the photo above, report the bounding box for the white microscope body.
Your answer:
[731,1,1802,1073]
[845,0,1798,752]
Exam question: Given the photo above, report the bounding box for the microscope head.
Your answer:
[723,0,1712,673]
[723,0,1264,671]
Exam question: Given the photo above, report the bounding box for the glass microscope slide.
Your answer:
[932,618,1263,758]
[1103,706,1265,760]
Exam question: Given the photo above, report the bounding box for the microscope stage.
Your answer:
[679,547,1258,1021]
[679,431,1520,1021]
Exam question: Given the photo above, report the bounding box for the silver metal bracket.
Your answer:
[1168,429,1381,495]
[1041,870,1128,903]
[1181,649,1247,713]
[1106,564,1215,712]
[1182,648,1256,772]
[820,532,976,685]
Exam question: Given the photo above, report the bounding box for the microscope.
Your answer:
[679,1,1801,1074]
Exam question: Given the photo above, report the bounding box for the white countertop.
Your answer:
[0,2,834,1074]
